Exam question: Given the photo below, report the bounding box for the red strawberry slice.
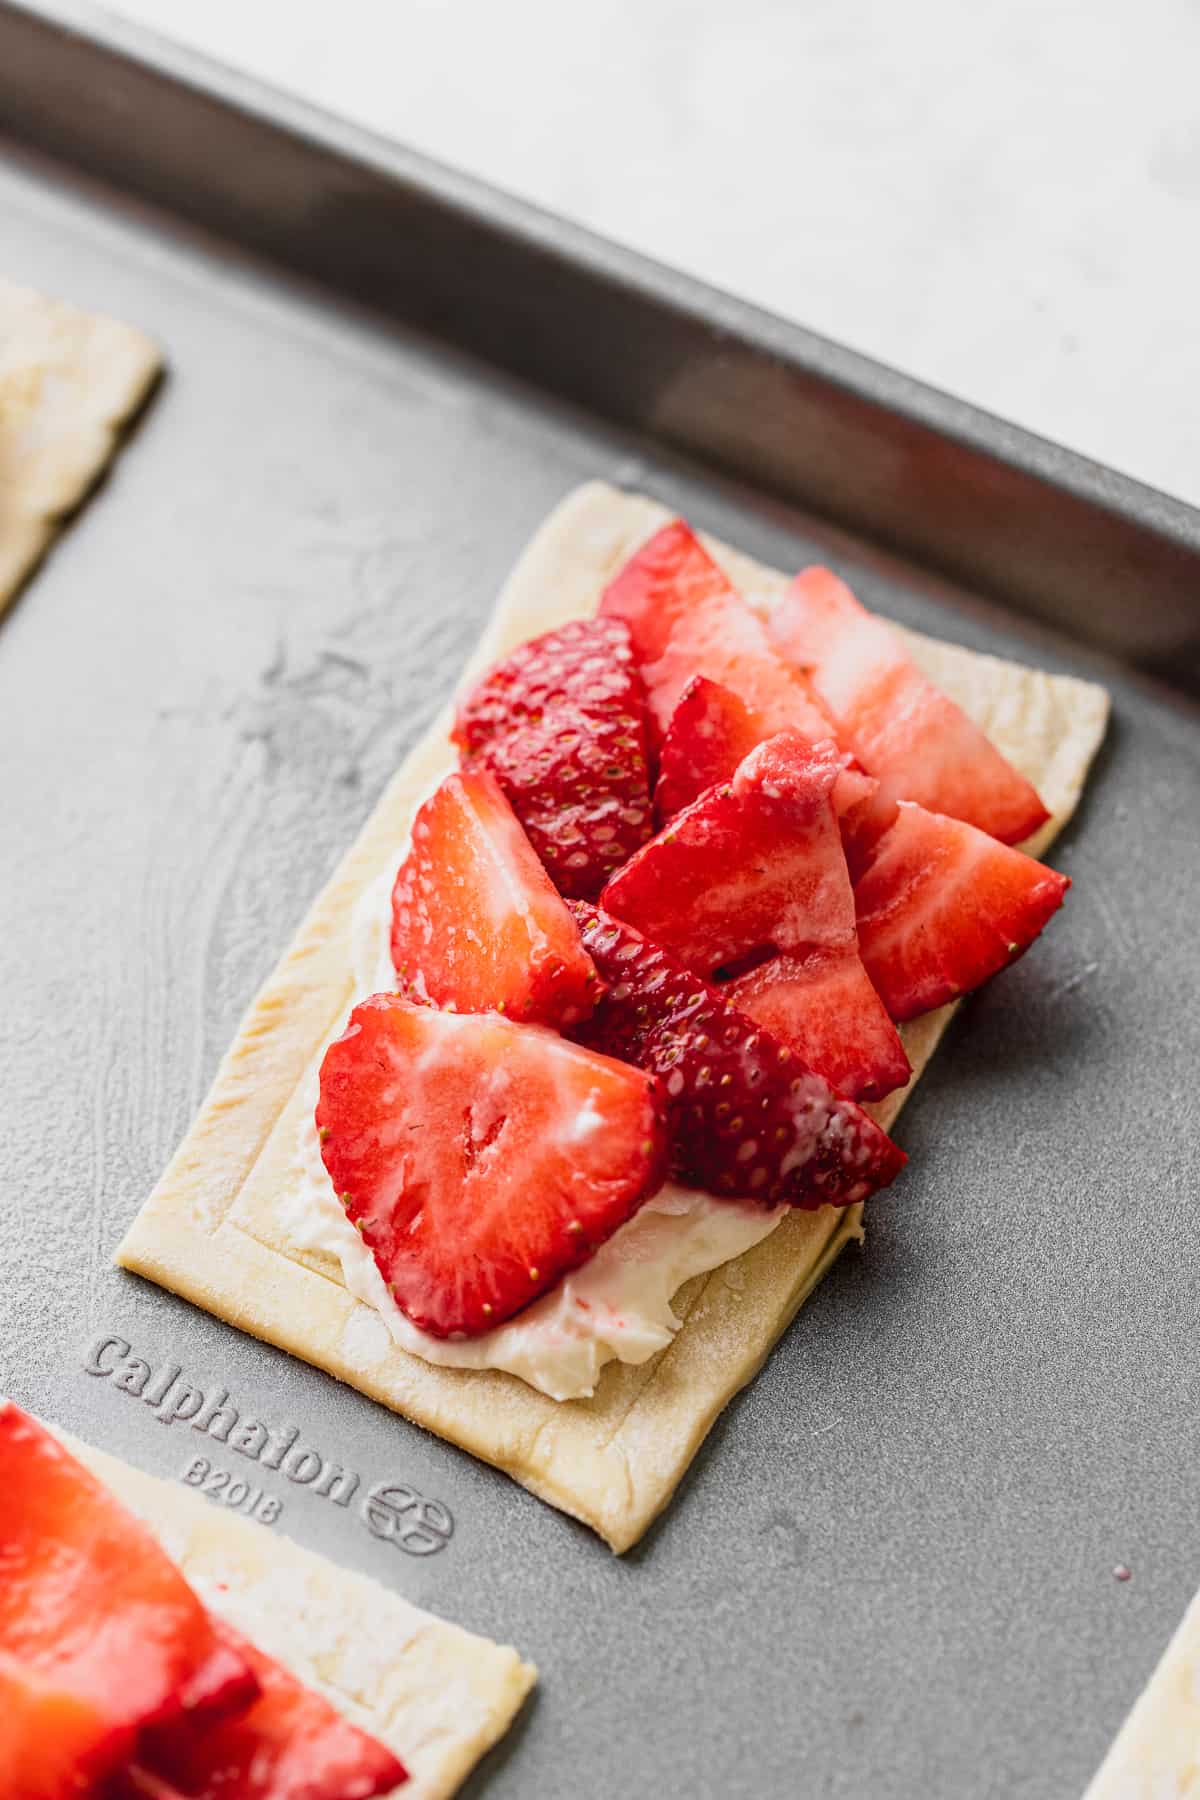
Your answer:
[653,674,760,822]
[769,567,1050,845]
[0,1403,257,1800]
[601,732,910,1102]
[854,802,1070,1020]
[652,672,888,875]
[127,1620,407,1800]
[452,616,654,898]
[570,906,906,1209]
[719,952,908,1104]
[602,525,891,864]
[164,1637,258,1732]
[599,520,835,748]
[831,760,893,880]
[317,995,667,1337]
[390,767,601,1028]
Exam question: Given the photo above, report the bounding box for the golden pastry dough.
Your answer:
[60,1427,535,1800]
[116,482,1110,1552]
[1083,1578,1200,1799]
[0,278,160,612]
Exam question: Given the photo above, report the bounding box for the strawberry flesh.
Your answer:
[602,731,910,1102]
[390,767,600,1027]
[599,520,834,748]
[831,761,893,880]
[601,526,897,873]
[652,672,888,875]
[769,567,1050,845]
[0,1403,257,1800]
[720,951,908,1103]
[317,995,667,1337]
[653,674,760,823]
[854,802,1070,1020]
[128,1620,407,1800]
[453,616,654,898]
[570,906,906,1209]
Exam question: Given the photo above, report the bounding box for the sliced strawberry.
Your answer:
[452,616,654,898]
[599,520,834,748]
[390,767,601,1027]
[653,674,760,822]
[317,995,667,1337]
[652,671,889,876]
[601,731,910,1102]
[167,1640,258,1730]
[570,906,906,1209]
[854,802,1070,1020]
[129,1620,406,1800]
[832,761,893,880]
[719,951,909,1105]
[769,567,1050,845]
[603,523,893,865]
[0,1403,257,1800]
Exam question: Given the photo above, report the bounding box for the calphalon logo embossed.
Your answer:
[84,1332,454,1555]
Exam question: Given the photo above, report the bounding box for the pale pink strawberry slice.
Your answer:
[854,802,1070,1019]
[768,567,1050,845]
[390,767,601,1027]
[599,520,835,747]
[452,616,654,898]
[601,731,910,1102]
[570,906,906,1208]
[317,996,667,1337]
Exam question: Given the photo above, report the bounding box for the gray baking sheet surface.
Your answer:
[1,143,1198,1800]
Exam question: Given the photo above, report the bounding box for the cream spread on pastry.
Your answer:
[281,865,786,1402]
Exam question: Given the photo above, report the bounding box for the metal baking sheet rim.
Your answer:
[1,0,1198,684]
[2,10,1200,1800]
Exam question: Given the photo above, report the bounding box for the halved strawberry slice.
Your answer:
[390,767,601,1027]
[769,567,1050,845]
[719,952,908,1104]
[169,1643,258,1729]
[0,1403,257,1800]
[128,1620,407,1800]
[317,995,667,1337]
[652,672,888,874]
[830,760,893,880]
[570,906,906,1209]
[599,520,834,748]
[653,674,760,822]
[452,616,654,898]
[854,802,1070,1020]
[601,732,910,1102]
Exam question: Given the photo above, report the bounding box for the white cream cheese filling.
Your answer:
[280,858,787,1402]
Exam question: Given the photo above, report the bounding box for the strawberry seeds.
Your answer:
[316,515,1066,1340]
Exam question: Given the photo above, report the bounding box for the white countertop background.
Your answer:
[109,0,1200,507]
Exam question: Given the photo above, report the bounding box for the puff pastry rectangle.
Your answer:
[0,278,160,611]
[61,1427,535,1800]
[117,482,1110,1552]
[1083,1575,1200,1799]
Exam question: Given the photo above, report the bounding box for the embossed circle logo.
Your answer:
[362,1482,455,1556]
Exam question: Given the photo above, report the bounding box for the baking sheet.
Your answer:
[2,14,1199,1800]
[3,0,1199,685]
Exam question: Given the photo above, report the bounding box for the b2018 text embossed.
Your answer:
[182,1454,284,1523]
[84,1331,455,1554]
